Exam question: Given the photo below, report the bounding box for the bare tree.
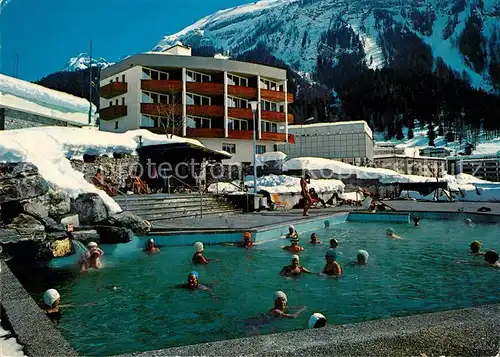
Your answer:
[155,87,184,139]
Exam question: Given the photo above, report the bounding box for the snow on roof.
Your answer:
[0,73,96,126]
[0,127,222,213]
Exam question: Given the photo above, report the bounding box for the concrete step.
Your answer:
[115,197,222,209]
[147,209,238,222]
[128,204,236,216]
[113,193,217,203]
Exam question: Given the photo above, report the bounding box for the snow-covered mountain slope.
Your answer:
[155,0,500,92]
[63,53,113,72]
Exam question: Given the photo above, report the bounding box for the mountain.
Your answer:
[63,53,113,72]
[155,0,500,92]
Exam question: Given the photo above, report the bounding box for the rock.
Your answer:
[46,232,69,241]
[0,175,50,204]
[100,211,151,234]
[0,163,38,180]
[22,199,49,219]
[46,189,71,217]
[0,228,22,244]
[71,230,100,245]
[6,214,46,241]
[39,216,66,233]
[71,193,109,225]
[60,214,80,228]
[97,226,133,244]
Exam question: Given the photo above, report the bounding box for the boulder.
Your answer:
[0,163,39,180]
[0,175,49,204]
[100,211,151,234]
[39,216,66,233]
[22,199,49,219]
[0,228,22,244]
[97,226,133,244]
[6,214,46,241]
[71,193,109,225]
[46,189,71,217]
[60,214,80,228]
[71,230,100,245]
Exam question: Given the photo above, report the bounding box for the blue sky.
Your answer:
[0,0,249,81]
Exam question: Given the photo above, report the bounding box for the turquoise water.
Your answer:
[20,220,500,356]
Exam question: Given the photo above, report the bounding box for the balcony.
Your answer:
[228,85,257,99]
[187,128,224,138]
[99,105,127,120]
[186,105,224,118]
[228,107,253,120]
[141,103,181,116]
[100,82,127,99]
[260,132,294,143]
[141,80,182,93]
[261,110,294,123]
[261,89,294,103]
[186,82,223,96]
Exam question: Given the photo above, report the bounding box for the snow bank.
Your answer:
[0,325,25,356]
[0,127,212,213]
[256,151,287,166]
[208,174,344,194]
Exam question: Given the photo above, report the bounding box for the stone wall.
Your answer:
[0,108,81,130]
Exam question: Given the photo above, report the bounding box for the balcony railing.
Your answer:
[99,105,127,120]
[228,107,253,120]
[261,89,294,103]
[100,82,128,99]
[187,128,224,138]
[141,80,182,93]
[187,105,224,117]
[228,85,257,99]
[261,110,294,123]
[186,82,223,96]
[141,103,181,116]
[260,132,292,142]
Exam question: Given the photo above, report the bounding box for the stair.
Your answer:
[113,193,240,222]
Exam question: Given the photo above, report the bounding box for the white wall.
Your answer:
[197,138,276,163]
[99,66,142,133]
[162,46,192,56]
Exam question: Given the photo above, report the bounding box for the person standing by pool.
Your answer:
[322,249,342,276]
[301,173,312,216]
[308,312,327,328]
[469,241,484,256]
[286,225,299,240]
[280,255,313,276]
[282,237,304,253]
[80,242,104,272]
[386,228,401,239]
[310,233,322,245]
[144,238,160,254]
[268,291,306,318]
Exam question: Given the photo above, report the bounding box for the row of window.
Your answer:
[227,96,249,109]
[260,78,283,91]
[186,93,211,106]
[142,91,170,104]
[222,143,266,155]
[109,74,126,84]
[142,67,169,81]
[227,74,248,87]
[186,69,211,83]
[109,97,125,107]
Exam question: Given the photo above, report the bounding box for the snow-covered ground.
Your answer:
[0,73,96,126]
[0,325,25,356]
[0,127,217,213]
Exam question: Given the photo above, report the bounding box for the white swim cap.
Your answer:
[274,290,287,303]
[148,238,154,244]
[308,312,327,329]
[289,225,295,230]
[43,289,60,307]
[194,241,204,253]
[87,241,98,248]
[291,254,300,263]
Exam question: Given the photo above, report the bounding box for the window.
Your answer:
[116,77,119,83]
[228,118,248,131]
[227,74,248,87]
[260,120,278,133]
[115,99,119,105]
[186,69,211,83]
[227,96,249,108]
[256,145,266,154]
[142,91,169,104]
[186,115,211,129]
[260,100,277,112]
[260,78,279,91]
[114,121,119,130]
[141,115,156,128]
[109,101,112,107]
[186,93,211,106]
[142,67,169,80]
[121,97,125,106]
[122,74,126,82]
[222,143,236,154]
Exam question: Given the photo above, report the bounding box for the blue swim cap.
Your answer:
[189,271,199,279]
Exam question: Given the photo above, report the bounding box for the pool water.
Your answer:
[17,220,500,356]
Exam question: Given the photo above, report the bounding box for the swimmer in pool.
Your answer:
[192,242,218,264]
[79,242,104,272]
[308,313,327,328]
[144,238,160,254]
[268,291,306,318]
[242,231,253,249]
[386,228,401,239]
[465,218,474,227]
[177,271,215,295]
[286,225,299,240]
[282,237,304,253]
[329,238,339,249]
[484,250,500,268]
[469,241,484,256]
[279,255,313,277]
[310,233,322,245]
[322,249,342,276]
[355,249,369,265]
[413,217,420,226]
[42,289,61,323]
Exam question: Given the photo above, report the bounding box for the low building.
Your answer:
[374,143,405,156]
[447,155,500,182]
[374,155,447,177]
[98,43,294,164]
[277,121,374,165]
[0,73,96,130]
[420,147,452,158]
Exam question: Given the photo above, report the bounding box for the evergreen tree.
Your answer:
[438,124,444,136]
[407,128,414,139]
[396,123,404,140]
[427,123,436,146]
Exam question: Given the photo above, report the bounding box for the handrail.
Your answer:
[115,188,129,210]
[169,176,204,217]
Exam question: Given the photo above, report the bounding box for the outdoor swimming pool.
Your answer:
[13,218,500,356]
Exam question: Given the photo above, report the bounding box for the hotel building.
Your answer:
[99,44,294,163]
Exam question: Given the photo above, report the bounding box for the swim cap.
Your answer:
[325,248,337,259]
[330,238,338,245]
[243,232,252,240]
[357,249,369,262]
[274,291,287,303]
[291,254,300,263]
[87,242,98,248]
[311,233,317,239]
[308,312,327,329]
[470,241,481,249]
[189,271,199,279]
[148,238,154,244]
[387,228,395,235]
[88,247,102,257]
[194,242,204,253]
[43,289,60,307]
[289,225,295,231]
